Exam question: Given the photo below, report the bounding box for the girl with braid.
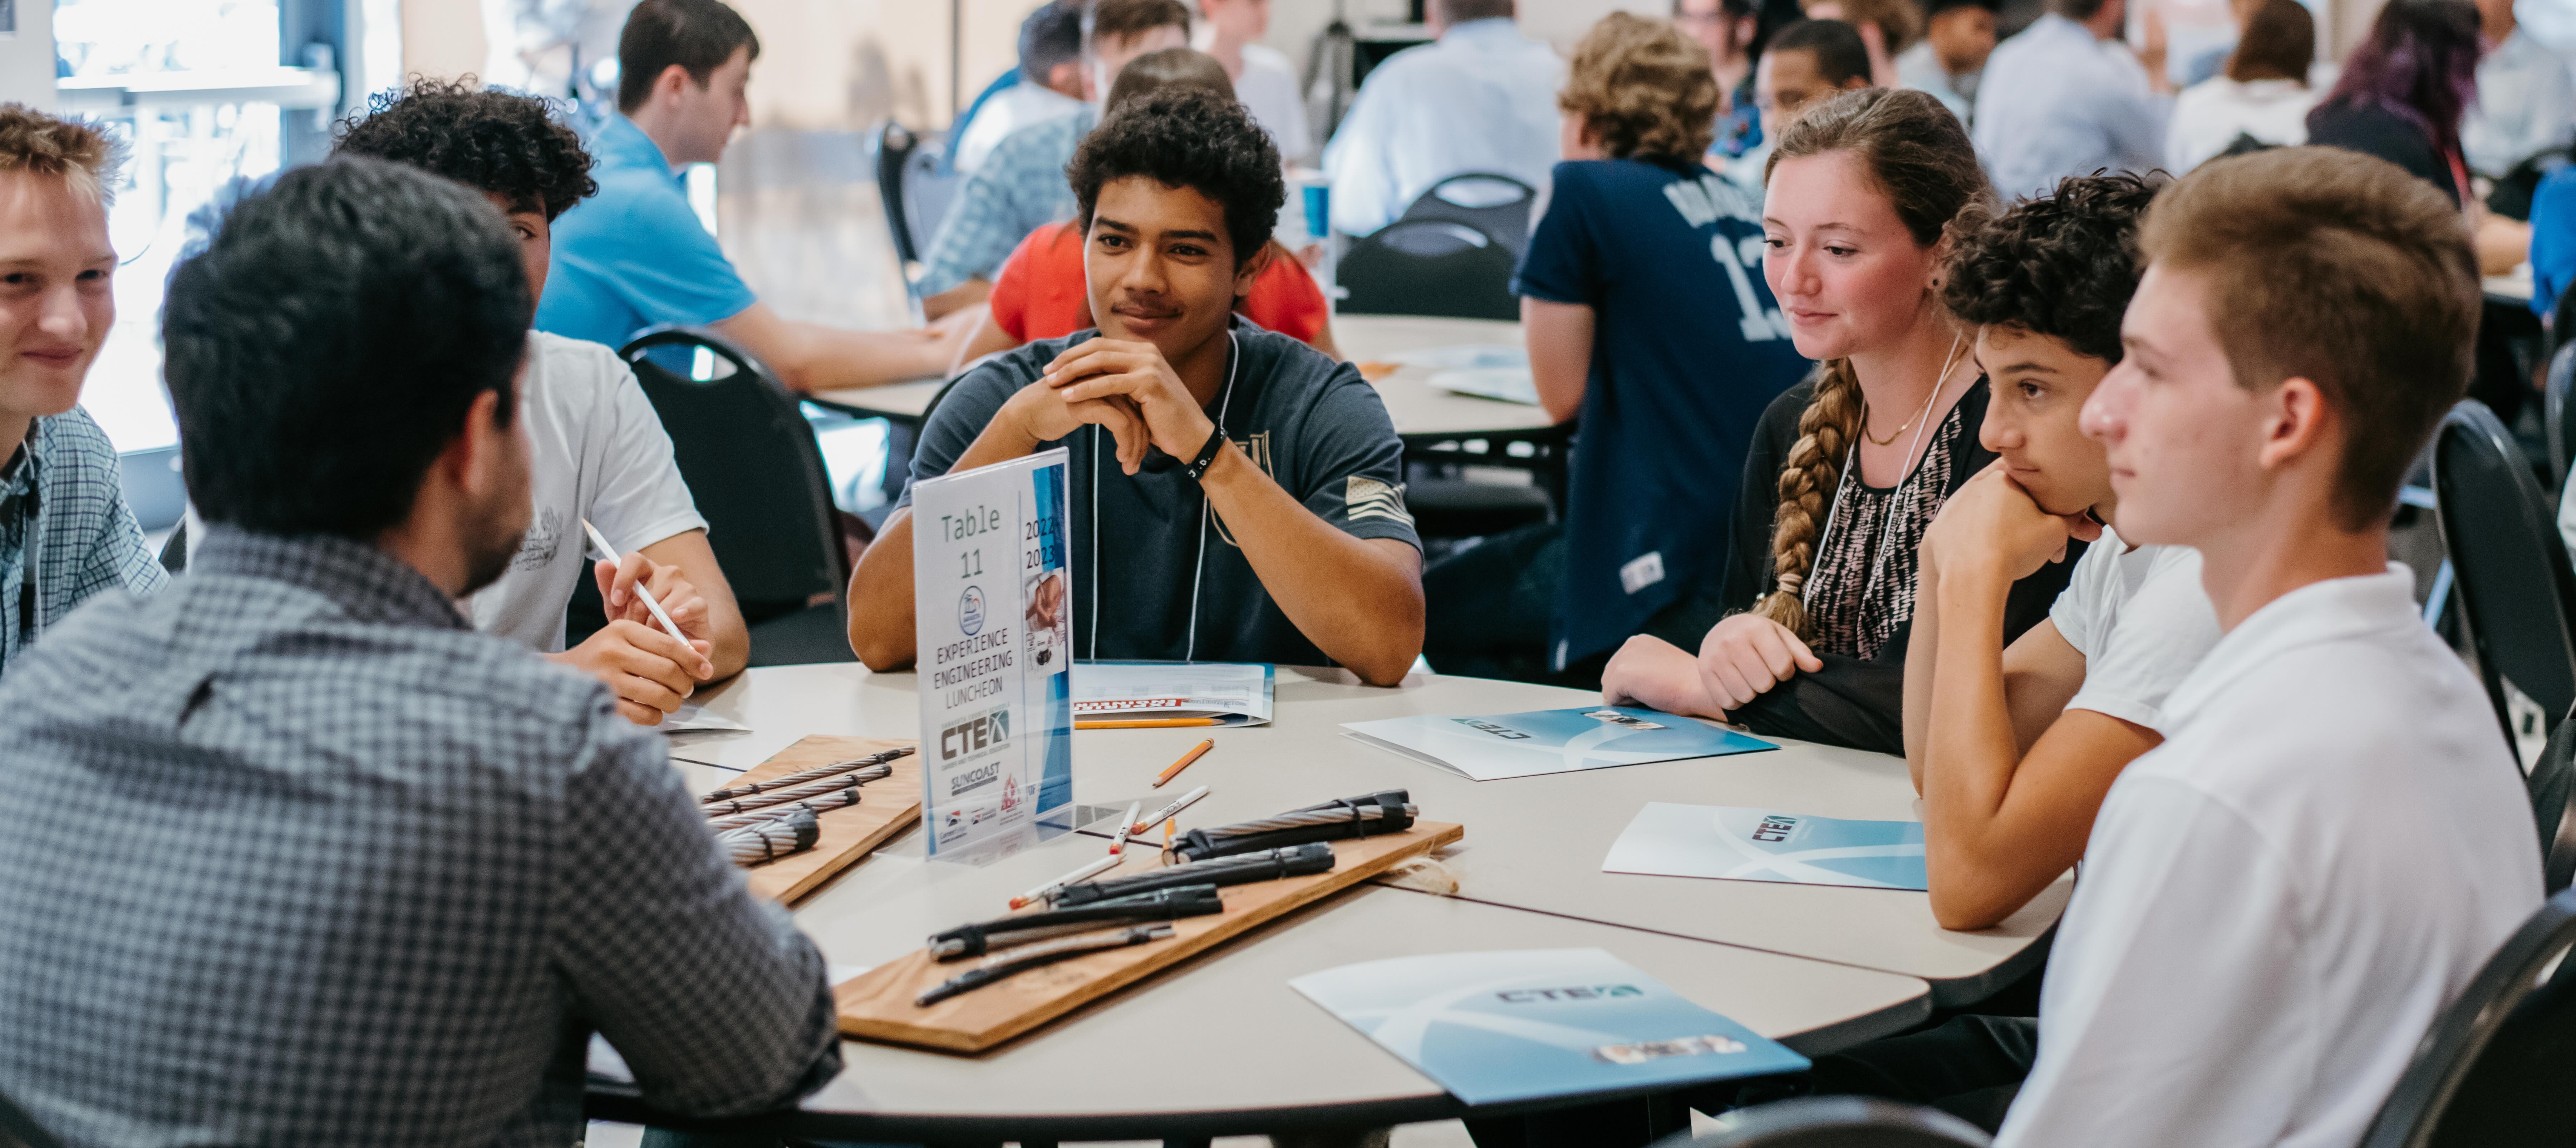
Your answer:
[1602,87,2081,753]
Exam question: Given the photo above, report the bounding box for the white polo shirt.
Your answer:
[1998,568,2541,1148]
[2046,527,2221,734]
[463,332,706,652]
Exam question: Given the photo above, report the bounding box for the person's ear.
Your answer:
[1235,241,1272,302]
[2257,375,2332,473]
[655,63,695,107]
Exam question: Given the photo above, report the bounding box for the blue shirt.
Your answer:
[1318,18,1566,236]
[536,115,758,349]
[2533,166,2576,321]
[0,406,167,678]
[1972,13,2171,199]
[1512,159,1810,668]
[919,105,1098,297]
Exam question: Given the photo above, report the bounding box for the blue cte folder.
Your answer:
[1292,948,1810,1106]
[1341,706,1775,780]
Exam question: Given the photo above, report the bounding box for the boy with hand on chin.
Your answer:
[846,89,1424,684]
[1898,172,2223,935]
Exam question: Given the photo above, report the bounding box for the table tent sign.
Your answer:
[1602,802,1929,891]
[910,448,1076,859]
[1341,705,1774,781]
[1292,947,1809,1106]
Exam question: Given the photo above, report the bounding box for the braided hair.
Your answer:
[1752,87,1989,637]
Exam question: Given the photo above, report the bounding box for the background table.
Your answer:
[647,665,1948,1142]
[668,664,2062,1005]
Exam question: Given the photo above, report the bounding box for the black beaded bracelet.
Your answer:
[1181,424,1226,482]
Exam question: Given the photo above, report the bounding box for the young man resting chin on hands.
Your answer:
[844,88,1424,684]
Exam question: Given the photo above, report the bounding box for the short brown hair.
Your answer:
[1560,13,1721,162]
[2139,146,2478,531]
[2228,0,2315,83]
[617,0,761,113]
[1084,0,1192,55]
[1437,0,1518,24]
[0,104,126,205]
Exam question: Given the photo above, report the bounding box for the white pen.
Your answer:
[1106,802,1143,855]
[1130,785,1209,835]
[581,518,687,645]
[1008,853,1121,910]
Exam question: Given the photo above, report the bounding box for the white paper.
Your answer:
[1601,802,1928,891]
[1342,707,1774,781]
[1427,367,1539,405]
[1388,343,1527,371]
[1072,661,1274,725]
[659,701,748,734]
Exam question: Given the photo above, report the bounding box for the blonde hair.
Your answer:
[0,104,126,205]
[1752,87,1988,636]
[1559,12,1723,162]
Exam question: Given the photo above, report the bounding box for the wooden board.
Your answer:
[836,820,1465,1053]
[722,735,923,905]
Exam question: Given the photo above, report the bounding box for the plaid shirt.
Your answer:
[917,105,1097,297]
[0,527,841,1148]
[0,407,167,678]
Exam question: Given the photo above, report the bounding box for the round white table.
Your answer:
[626,662,2067,1142]
[806,314,1561,444]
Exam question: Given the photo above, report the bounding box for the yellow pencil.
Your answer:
[1076,718,1224,730]
[1153,738,1215,788]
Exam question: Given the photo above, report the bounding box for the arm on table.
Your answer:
[923,278,993,323]
[1523,296,1594,424]
[1199,445,1425,685]
[1922,560,2153,931]
[554,727,842,1114]
[712,301,959,393]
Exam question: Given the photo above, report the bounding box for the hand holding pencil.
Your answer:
[550,520,714,726]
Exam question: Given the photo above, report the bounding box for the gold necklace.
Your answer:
[1859,333,1968,446]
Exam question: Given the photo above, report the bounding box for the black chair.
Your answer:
[2359,886,2576,1148]
[156,518,186,575]
[868,120,923,267]
[2527,713,2576,894]
[2543,340,2576,492]
[618,326,855,667]
[0,1086,63,1148]
[2431,400,2576,752]
[1661,1097,1991,1147]
[1398,172,1538,258]
[1338,219,1520,321]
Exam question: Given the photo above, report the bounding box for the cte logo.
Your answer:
[940,708,1011,763]
[1495,984,1645,1003]
[1752,815,1800,843]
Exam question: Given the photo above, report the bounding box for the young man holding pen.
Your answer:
[333,80,747,725]
[846,89,1424,683]
[1898,173,2221,933]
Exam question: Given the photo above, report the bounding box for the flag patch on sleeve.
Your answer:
[1346,476,1415,525]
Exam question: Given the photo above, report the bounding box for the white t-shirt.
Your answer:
[2163,76,2319,174]
[2044,526,2221,733]
[1238,44,1314,164]
[1998,569,2542,1148]
[464,332,706,652]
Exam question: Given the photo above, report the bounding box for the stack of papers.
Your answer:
[1390,344,1539,406]
[1072,661,1274,726]
[1342,706,1773,780]
[1602,802,1928,891]
[1293,947,1808,1105]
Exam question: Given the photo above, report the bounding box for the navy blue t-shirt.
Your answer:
[1513,158,1810,668]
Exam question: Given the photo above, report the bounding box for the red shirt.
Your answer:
[988,222,1330,345]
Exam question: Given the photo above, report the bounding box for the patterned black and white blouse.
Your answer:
[1803,391,1977,661]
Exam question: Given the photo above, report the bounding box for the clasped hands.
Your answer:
[1602,463,2095,716]
[551,551,716,726]
[1004,338,1218,474]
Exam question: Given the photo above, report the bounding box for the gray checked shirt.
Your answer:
[0,527,841,1148]
[0,406,168,678]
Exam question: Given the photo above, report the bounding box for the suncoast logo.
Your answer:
[1494,985,1645,1003]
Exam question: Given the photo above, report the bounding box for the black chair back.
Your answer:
[1665,1097,1991,1147]
[1399,172,1537,257]
[2431,400,2576,751]
[1338,219,1519,321]
[2529,713,2576,894]
[2360,887,2576,1148]
[0,1086,63,1148]
[618,326,852,664]
[2544,340,2576,492]
[900,139,962,275]
[869,120,923,266]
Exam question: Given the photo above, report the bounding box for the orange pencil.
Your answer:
[1153,738,1215,788]
[1077,718,1224,730]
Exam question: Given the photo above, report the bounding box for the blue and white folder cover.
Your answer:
[1291,948,1809,1106]
[1602,802,1928,891]
[1340,706,1775,780]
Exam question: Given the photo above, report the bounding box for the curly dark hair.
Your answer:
[1940,172,2161,364]
[331,79,596,221]
[1066,87,1283,269]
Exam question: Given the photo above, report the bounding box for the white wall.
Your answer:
[0,0,58,110]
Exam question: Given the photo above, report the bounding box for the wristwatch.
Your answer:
[1181,424,1227,482]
